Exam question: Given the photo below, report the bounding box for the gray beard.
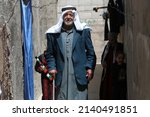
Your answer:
[64,21,74,26]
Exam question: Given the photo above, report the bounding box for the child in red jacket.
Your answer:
[35,51,53,100]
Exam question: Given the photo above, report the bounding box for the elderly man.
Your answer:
[45,5,96,100]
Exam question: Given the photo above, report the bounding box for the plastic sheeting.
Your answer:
[20,0,34,100]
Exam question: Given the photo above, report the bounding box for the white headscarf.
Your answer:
[45,5,91,34]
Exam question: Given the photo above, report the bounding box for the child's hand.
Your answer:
[39,66,44,71]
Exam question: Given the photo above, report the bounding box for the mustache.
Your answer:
[64,20,74,25]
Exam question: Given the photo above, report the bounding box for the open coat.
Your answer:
[45,28,96,86]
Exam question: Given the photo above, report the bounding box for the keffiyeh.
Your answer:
[46,5,91,34]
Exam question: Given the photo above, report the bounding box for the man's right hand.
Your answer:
[49,70,57,79]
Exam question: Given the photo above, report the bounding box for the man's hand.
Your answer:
[49,70,57,79]
[86,69,94,81]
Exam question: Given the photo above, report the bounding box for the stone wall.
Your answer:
[124,0,150,99]
[32,0,58,99]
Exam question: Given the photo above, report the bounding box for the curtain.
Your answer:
[20,0,34,100]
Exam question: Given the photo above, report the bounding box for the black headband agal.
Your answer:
[61,7,77,12]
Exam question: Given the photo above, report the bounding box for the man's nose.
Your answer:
[66,14,72,18]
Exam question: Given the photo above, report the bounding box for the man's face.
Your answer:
[63,11,74,26]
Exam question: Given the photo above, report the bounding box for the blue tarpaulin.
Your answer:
[20,0,34,100]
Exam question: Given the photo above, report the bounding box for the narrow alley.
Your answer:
[0,0,150,100]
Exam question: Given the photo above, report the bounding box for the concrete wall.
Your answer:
[0,0,23,100]
[124,0,150,99]
[57,0,108,64]
[0,0,57,100]
[32,0,58,100]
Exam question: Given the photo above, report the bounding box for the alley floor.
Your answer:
[88,64,102,100]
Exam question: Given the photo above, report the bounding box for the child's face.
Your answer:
[116,54,124,65]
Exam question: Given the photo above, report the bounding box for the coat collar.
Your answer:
[56,29,82,56]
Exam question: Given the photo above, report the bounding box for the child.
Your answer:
[35,51,53,100]
[111,51,127,100]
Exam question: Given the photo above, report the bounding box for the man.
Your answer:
[45,5,96,100]
[99,32,123,100]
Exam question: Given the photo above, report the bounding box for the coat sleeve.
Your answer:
[45,33,56,71]
[84,29,96,70]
